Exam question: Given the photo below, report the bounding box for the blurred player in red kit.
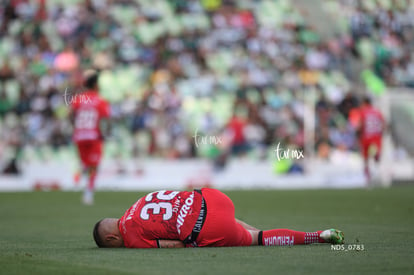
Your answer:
[71,70,110,204]
[93,188,344,249]
[356,97,385,182]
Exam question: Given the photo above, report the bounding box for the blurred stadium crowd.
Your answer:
[325,0,414,87]
[0,0,413,174]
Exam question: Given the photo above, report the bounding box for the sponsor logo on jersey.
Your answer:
[193,198,205,233]
[172,197,181,213]
[176,192,194,234]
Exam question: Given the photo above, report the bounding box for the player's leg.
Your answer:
[373,136,382,162]
[219,214,344,246]
[199,189,344,247]
[236,219,259,231]
[360,139,370,181]
[83,165,97,205]
[82,140,102,205]
[75,142,90,190]
[196,188,252,247]
[248,228,344,246]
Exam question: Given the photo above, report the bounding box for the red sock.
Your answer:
[260,229,325,246]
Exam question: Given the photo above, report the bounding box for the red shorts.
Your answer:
[360,136,382,160]
[196,188,252,247]
[75,140,103,167]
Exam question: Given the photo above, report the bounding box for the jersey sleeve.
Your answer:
[119,200,160,249]
[99,99,110,119]
[126,229,159,248]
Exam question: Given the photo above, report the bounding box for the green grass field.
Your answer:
[1,186,414,275]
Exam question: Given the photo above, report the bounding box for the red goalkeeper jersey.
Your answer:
[118,190,203,248]
[71,90,110,142]
[359,105,384,140]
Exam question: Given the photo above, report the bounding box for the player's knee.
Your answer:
[249,230,259,246]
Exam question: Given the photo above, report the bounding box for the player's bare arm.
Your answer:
[158,240,185,248]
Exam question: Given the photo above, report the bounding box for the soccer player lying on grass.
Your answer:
[93,188,344,248]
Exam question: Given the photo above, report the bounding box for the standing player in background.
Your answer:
[357,96,385,183]
[71,70,110,205]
